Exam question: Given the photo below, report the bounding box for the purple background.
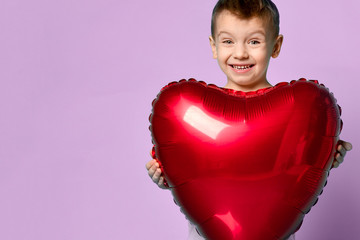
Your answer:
[0,0,358,239]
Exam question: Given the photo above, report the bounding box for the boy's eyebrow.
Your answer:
[217,31,232,37]
[247,30,266,36]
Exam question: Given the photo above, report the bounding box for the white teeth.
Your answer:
[233,65,251,70]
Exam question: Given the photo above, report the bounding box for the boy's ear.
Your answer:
[272,34,284,58]
[209,36,218,59]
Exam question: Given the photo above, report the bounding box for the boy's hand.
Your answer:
[145,153,168,189]
[332,140,353,168]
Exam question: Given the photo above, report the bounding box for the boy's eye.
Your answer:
[249,40,260,45]
[222,40,233,44]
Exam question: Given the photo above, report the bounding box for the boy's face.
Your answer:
[209,10,283,91]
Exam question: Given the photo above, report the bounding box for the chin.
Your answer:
[228,79,267,91]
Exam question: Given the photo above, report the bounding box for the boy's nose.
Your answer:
[233,44,249,59]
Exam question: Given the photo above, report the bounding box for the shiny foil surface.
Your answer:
[149,79,342,240]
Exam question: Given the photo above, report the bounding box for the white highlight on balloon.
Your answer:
[183,106,230,140]
[215,211,242,237]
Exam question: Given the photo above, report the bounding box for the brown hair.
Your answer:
[211,0,280,39]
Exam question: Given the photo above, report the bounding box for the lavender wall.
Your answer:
[0,0,358,239]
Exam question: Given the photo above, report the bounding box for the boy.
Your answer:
[146,0,352,239]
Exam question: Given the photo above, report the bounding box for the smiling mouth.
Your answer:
[230,64,254,70]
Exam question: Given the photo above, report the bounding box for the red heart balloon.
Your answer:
[149,78,342,240]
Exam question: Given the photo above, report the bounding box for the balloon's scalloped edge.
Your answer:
[159,77,329,98]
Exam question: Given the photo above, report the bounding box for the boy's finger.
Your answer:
[335,153,344,164]
[338,140,353,151]
[332,161,340,168]
[343,141,353,151]
[148,164,158,177]
[152,168,162,182]
[337,145,347,157]
[145,159,155,170]
[158,176,164,186]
